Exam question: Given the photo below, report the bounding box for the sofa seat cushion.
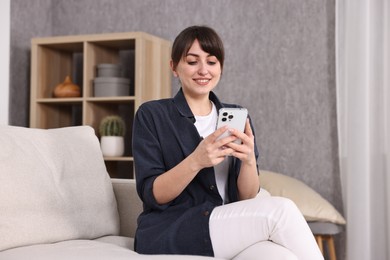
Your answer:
[0,240,220,260]
[0,126,120,251]
[0,240,137,260]
[95,235,135,251]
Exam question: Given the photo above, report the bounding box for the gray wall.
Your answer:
[10,0,343,258]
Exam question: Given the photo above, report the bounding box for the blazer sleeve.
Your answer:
[132,104,170,211]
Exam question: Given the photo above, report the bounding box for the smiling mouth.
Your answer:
[194,78,211,84]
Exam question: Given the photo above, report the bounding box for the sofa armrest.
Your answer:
[111,179,142,238]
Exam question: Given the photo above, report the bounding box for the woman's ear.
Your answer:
[170,60,178,77]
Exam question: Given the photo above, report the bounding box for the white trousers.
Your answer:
[209,193,324,260]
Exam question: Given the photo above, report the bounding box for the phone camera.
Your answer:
[223,112,228,116]
[228,115,234,119]
[222,118,227,122]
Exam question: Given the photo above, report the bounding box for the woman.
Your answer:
[133,25,323,260]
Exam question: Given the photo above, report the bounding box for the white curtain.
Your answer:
[336,0,390,259]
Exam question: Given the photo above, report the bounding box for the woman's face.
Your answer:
[171,39,222,99]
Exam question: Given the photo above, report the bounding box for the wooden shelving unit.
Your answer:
[30,32,172,179]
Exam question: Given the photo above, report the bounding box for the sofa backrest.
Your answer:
[0,125,120,251]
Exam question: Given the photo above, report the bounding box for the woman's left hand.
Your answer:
[227,118,259,199]
[225,119,256,166]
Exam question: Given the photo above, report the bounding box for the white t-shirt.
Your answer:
[194,102,229,204]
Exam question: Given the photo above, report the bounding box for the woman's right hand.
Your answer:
[190,125,237,171]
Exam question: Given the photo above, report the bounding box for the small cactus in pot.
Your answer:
[99,115,126,137]
[99,115,126,157]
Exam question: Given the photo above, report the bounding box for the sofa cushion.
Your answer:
[0,240,137,260]
[95,235,134,251]
[0,240,220,260]
[0,126,120,251]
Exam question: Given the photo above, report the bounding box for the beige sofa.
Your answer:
[0,125,299,260]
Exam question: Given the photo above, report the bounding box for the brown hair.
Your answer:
[171,25,225,71]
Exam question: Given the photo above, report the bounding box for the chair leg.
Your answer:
[315,235,337,260]
[315,235,324,254]
[325,235,336,260]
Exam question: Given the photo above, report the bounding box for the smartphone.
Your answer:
[216,107,248,144]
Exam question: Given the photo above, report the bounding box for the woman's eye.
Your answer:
[187,61,197,65]
[207,61,217,65]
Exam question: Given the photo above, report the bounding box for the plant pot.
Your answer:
[100,136,124,157]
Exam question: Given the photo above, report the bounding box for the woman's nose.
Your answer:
[198,62,209,75]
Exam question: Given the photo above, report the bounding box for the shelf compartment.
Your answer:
[104,160,134,179]
[33,42,84,99]
[35,102,82,129]
[85,101,134,157]
[85,39,135,98]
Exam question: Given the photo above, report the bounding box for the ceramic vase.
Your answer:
[53,76,81,98]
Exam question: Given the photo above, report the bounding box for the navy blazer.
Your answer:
[132,88,259,256]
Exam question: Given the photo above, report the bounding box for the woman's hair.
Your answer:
[171,25,225,71]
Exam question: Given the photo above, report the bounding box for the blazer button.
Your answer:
[209,185,215,191]
[203,211,209,216]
